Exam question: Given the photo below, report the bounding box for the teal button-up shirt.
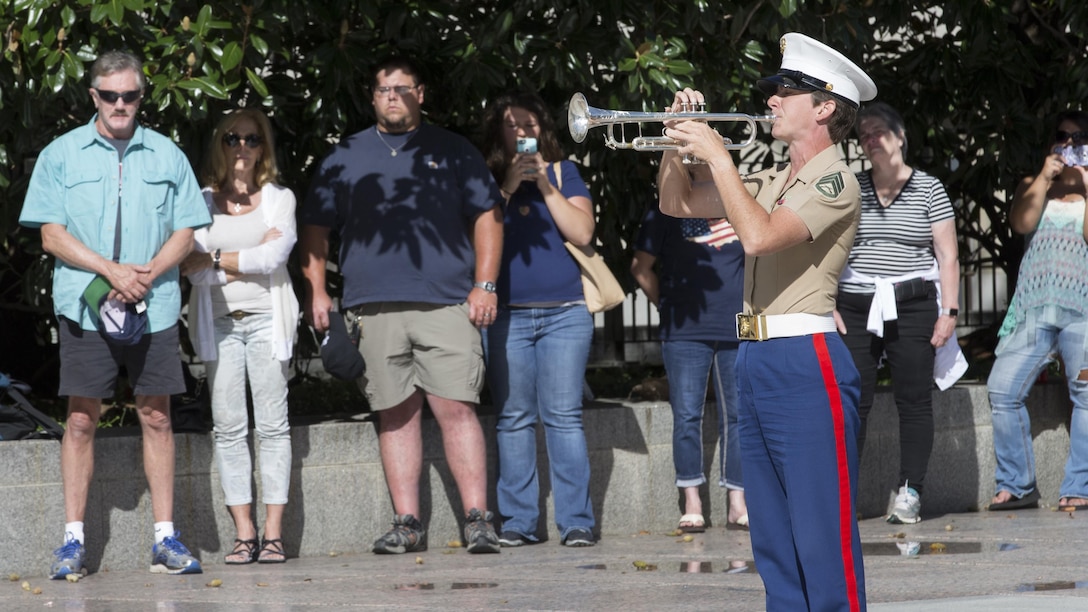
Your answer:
[19,116,210,332]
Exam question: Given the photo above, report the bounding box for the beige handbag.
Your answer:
[553,162,626,313]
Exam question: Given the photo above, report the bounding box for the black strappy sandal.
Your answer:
[225,538,259,564]
[258,538,286,564]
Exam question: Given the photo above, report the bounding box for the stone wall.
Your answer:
[0,382,1072,576]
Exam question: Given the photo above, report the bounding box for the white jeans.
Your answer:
[206,312,292,506]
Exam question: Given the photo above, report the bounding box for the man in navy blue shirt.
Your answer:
[300,56,503,555]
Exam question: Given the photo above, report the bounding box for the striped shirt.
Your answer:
[840,169,955,294]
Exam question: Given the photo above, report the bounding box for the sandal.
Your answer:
[987,488,1039,511]
[727,514,750,531]
[258,538,286,564]
[678,513,706,533]
[1059,497,1088,511]
[225,538,259,564]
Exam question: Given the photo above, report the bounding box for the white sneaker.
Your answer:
[887,484,921,524]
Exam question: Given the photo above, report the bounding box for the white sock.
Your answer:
[64,522,85,545]
[153,522,175,544]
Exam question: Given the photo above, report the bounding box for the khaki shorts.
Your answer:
[348,302,484,411]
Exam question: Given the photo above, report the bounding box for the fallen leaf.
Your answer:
[21,581,30,591]
[65,574,80,583]
[32,587,42,594]
[944,524,954,531]
[415,556,424,564]
[680,535,694,543]
[257,582,269,587]
[447,540,463,548]
[8,574,18,582]
[929,542,947,553]
[206,579,222,588]
[329,551,340,557]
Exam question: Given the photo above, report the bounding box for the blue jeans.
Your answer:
[661,340,742,490]
[206,313,292,506]
[483,304,595,541]
[989,305,1088,499]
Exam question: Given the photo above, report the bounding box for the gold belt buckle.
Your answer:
[736,313,766,341]
[228,310,250,320]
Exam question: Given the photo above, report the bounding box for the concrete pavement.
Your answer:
[3,504,1088,611]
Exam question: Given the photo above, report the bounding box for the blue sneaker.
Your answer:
[49,536,85,579]
[150,533,202,574]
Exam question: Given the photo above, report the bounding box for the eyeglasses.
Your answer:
[95,89,142,104]
[1054,130,1088,145]
[374,85,418,96]
[222,132,263,149]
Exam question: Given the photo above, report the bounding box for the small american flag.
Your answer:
[680,217,738,249]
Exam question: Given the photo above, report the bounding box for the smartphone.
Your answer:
[516,137,538,154]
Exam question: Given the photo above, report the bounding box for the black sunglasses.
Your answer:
[1054,130,1088,145]
[223,132,263,149]
[95,88,142,104]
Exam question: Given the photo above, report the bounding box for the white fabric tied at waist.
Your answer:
[840,262,940,337]
[735,312,838,341]
[838,262,967,391]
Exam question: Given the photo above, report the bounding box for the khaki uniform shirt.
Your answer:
[740,145,860,316]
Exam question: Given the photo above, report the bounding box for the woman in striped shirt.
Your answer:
[833,102,961,525]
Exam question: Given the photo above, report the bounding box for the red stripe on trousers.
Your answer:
[812,333,861,612]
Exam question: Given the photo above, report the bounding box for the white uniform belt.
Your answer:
[735,313,837,341]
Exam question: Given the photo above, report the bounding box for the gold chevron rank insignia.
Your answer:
[815,174,845,198]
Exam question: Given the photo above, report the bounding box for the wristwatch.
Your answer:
[940,307,959,317]
[213,249,222,271]
[473,281,497,293]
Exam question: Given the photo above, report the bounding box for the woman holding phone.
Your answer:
[479,91,598,547]
[988,110,1088,511]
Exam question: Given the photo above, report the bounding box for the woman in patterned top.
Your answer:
[988,110,1088,512]
[833,102,961,525]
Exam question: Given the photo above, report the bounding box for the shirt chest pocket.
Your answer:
[141,173,178,217]
[64,172,107,221]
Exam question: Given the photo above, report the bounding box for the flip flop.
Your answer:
[678,513,706,533]
[987,488,1040,511]
[1059,497,1088,511]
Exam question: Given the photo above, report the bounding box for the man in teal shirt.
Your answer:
[19,51,210,578]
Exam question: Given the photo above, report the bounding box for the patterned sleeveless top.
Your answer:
[1012,198,1088,316]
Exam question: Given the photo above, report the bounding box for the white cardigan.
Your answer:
[186,183,300,362]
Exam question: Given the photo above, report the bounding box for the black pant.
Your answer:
[837,288,937,494]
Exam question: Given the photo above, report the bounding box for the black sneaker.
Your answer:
[563,528,595,547]
[498,531,530,547]
[372,514,426,554]
[464,508,500,554]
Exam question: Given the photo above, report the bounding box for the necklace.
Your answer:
[223,191,254,214]
[375,128,416,157]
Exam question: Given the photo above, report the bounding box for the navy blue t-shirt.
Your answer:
[500,161,591,305]
[634,205,745,342]
[301,124,501,308]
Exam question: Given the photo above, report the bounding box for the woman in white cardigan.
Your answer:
[181,109,299,565]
